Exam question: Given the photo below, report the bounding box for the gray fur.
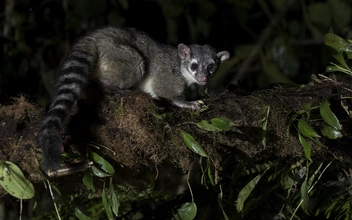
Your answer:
[38,27,230,171]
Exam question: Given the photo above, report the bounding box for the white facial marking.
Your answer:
[181,66,198,85]
[181,59,200,85]
[190,59,198,71]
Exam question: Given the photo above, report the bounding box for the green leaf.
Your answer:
[324,200,338,218]
[82,171,95,192]
[332,53,351,70]
[151,112,166,120]
[210,117,235,131]
[91,165,112,178]
[195,120,221,132]
[302,103,312,114]
[300,177,310,214]
[308,162,323,188]
[109,178,119,217]
[298,120,321,138]
[51,184,61,196]
[199,157,207,187]
[327,62,352,75]
[347,51,352,60]
[181,131,208,157]
[325,65,343,72]
[102,185,114,220]
[61,152,80,159]
[217,185,229,220]
[175,202,197,220]
[281,176,294,190]
[310,137,326,148]
[236,173,263,212]
[261,120,268,147]
[90,152,115,175]
[298,133,312,162]
[321,124,343,139]
[75,207,91,220]
[207,164,215,186]
[320,100,342,130]
[260,106,270,147]
[287,113,300,137]
[324,33,352,53]
[0,161,35,199]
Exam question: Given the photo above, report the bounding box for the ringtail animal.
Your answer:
[38,27,230,171]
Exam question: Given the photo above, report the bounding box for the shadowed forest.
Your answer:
[1,0,352,219]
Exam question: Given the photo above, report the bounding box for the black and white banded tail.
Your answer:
[38,38,96,171]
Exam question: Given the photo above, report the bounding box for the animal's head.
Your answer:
[178,44,230,85]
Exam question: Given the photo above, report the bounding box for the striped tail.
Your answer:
[38,38,96,171]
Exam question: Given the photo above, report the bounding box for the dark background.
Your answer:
[1,0,350,105]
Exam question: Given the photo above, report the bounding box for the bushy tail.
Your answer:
[38,37,97,171]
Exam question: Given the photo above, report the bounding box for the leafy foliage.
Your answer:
[175,202,197,220]
[181,131,209,158]
[90,151,115,177]
[0,161,35,199]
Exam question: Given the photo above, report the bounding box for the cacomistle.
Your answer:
[38,27,230,171]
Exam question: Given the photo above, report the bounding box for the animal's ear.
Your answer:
[178,44,191,60]
[217,51,230,63]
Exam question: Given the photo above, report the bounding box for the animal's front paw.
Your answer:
[172,99,206,110]
[187,100,205,110]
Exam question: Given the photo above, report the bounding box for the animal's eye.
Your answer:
[207,63,214,71]
[190,63,198,71]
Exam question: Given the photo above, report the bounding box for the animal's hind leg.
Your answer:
[98,45,145,91]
